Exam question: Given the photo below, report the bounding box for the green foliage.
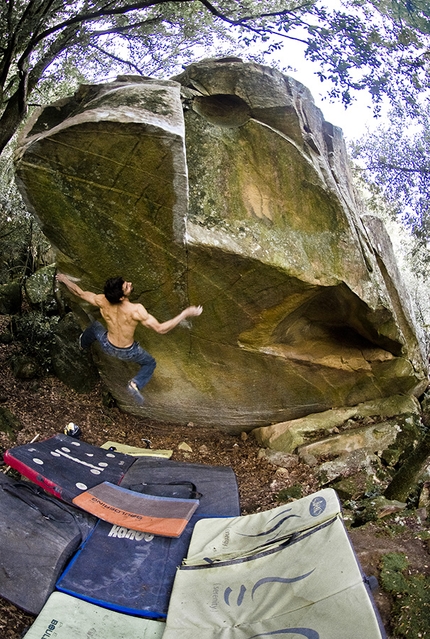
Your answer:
[0,131,53,285]
[351,104,430,271]
[11,311,59,374]
[31,60,86,108]
[380,552,430,638]
[277,484,303,501]
[380,552,410,591]
[0,405,22,439]
[351,160,430,351]
[305,1,430,114]
[0,184,52,286]
[350,103,430,357]
[0,147,32,283]
[0,213,52,286]
[375,0,430,35]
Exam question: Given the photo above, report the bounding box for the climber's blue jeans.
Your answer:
[81,321,156,390]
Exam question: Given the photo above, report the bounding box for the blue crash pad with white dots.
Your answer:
[3,434,135,503]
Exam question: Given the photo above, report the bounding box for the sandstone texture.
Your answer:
[14,60,428,429]
[252,394,421,452]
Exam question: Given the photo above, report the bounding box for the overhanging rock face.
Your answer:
[14,60,428,430]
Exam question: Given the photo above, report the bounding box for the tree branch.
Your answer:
[12,0,189,80]
[88,42,146,75]
[196,0,314,24]
[196,0,313,40]
[91,16,163,37]
[369,161,430,175]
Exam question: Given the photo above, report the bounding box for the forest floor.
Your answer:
[0,326,429,638]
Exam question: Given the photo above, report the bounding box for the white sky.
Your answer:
[289,65,380,142]
[296,79,376,140]
[274,41,384,142]
[273,0,384,142]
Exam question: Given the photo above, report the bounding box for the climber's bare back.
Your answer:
[56,274,202,348]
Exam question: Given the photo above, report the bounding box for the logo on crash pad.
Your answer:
[309,496,326,517]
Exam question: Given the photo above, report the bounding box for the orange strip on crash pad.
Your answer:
[72,481,199,537]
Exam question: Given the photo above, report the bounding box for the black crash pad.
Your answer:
[120,457,241,517]
[0,473,96,614]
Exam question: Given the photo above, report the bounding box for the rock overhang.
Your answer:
[13,59,428,429]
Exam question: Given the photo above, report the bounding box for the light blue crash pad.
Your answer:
[162,489,386,639]
[23,592,165,639]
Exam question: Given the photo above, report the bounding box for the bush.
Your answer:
[11,311,60,373]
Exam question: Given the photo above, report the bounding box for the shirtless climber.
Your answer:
[56,273,203,406]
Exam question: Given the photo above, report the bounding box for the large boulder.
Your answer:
[24,264,57,311]
[50,313,100,393]
[0,281,22,315]
[14,60,428,430]
[252,394,421,453]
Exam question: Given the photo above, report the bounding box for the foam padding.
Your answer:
[57,514,207,618]
[184,488,341,565]
[120,457,240,516]
[3,434,135,502]
[23,591,165,638]
[72,481,199,537]
[0,473,96,614]
[162,490,386,639]
[101,441,173,458]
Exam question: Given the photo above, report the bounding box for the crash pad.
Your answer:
[22,591,165,638]
[162,490,386,639]
[57,514,208,618]
[3,433,135,503]
[184,488,341,565]
[120,457,240,516]
[0,473,96,615]
[72,481,199,537]
[101,441,173,457]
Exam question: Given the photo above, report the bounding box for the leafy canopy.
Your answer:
[352,102,430,272]
[1,0,430,156]
[0,0,321,154]
[306,0,430,113]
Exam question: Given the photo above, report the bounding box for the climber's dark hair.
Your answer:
[104,277,125,304]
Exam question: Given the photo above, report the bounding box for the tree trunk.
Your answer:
[0,90,26,155]
[384,431,430,502]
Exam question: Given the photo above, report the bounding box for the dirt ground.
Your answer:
[0,330,429,638]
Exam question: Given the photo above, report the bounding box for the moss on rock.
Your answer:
[380,552,430,638]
